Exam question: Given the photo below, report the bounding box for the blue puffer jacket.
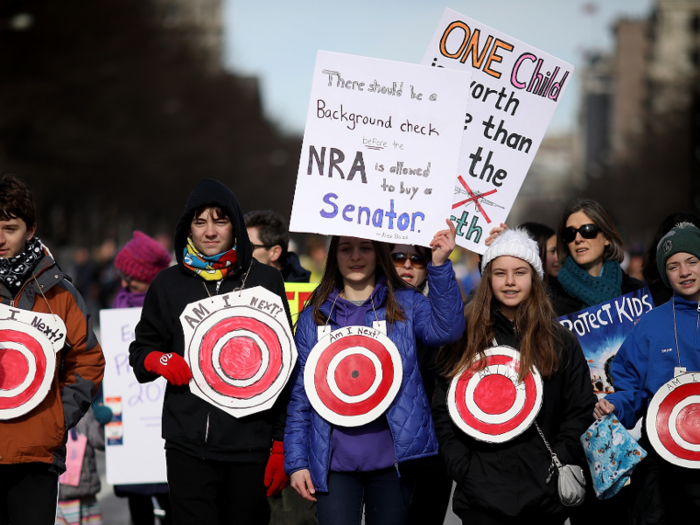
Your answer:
[284,261,465,492]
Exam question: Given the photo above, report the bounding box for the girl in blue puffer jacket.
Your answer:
[284,221,465,525]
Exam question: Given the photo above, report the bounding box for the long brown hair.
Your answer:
[306,236,410,326]
[438,260,561,382]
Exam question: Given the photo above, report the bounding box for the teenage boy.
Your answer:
[129,179,292,525]
[594,222,700,523]
[0,174,105,525]
[245,210,311,283]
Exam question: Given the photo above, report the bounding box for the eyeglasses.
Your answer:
[390,252,429,269]
[251,243,271,250]
[562,224,601,244]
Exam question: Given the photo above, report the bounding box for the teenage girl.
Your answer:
[284,222,465,525]
[433,229,595,525]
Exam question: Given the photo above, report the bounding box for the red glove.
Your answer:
[264,441,289,497]
[144,352,192,386]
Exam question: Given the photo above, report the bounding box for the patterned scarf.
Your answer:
[557,256,623,307]
[182,237,237,281]
[0,237,44,295]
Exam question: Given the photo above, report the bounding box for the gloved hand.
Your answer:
[264,441,289,497]
[144,352,192,386]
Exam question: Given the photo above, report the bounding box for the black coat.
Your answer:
[547,272,645,317]
[129,179,292,463]
[432,310,596,520]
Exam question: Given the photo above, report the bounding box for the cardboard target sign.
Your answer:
[0,302,66,420]
[304,322,402,427]
[448,346,543,443]
[647,372,700,469]
[181,286,296,418]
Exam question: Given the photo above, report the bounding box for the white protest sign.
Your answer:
[0,303,66,420]
[289,50,472,247]
[100,308,167,485]
[422,9,574,253]
[181,286,296,418]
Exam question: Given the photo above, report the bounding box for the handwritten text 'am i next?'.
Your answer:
[182,293,284,330]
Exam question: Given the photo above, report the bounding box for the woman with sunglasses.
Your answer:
[389,244,453,525]
[549,198,644,317]
[284,222,465,525]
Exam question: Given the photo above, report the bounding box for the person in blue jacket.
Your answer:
[284,221,465,525]
[595,221,700,523]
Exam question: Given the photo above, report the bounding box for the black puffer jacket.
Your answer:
[547,273,645,317]
[129,179,292,463]
[432,310,596,520]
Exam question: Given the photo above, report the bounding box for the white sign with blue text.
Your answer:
[289,50,472,247]
[100,307,167,485]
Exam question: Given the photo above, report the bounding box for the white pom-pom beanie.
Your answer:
[481,228,544,280]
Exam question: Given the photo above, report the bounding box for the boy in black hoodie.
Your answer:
[129,179,292,525]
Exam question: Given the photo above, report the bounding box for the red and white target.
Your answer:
[0,304,66,420]
[447,346,543,443]
[647,372,700,469]
[304,324,402,427]
[181,287,296,418]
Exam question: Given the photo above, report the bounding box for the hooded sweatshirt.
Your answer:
[129,179,292,462]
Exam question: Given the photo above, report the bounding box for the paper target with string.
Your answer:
[181,286,296,418]
[0,303,67,420]
[304,323,403,427]
[447,346,543,443]
[647,372,700,469]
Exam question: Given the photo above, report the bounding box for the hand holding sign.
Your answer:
[430,219,457,266]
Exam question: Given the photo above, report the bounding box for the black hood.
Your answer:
[174,178,252,272]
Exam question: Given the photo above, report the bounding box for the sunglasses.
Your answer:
[562,224,601,244]
[390,252,429,269]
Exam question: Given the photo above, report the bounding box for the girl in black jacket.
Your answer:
[433,229,596,525]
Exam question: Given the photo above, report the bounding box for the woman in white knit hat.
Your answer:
[432,228,596,525]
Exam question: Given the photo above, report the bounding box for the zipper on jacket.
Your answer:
[394,460,401,478]
[205,412,210,444]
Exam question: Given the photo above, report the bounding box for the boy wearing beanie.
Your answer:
[594,222,700,522]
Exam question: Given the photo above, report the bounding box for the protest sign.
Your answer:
[289,51,472,247]
[285,282,318,326]
[100,307,167,485]
[558,289,654,396]
[422,9,574,253]
[181,286,296,418]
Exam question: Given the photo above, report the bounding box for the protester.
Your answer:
[245,212,316,525]
[549,198,644,316]
[55,392,112,525]
[285,222,465,525]
[433,228,596,524]
[519,222,559,282]
[129,179,292,525]
[245,209,311,283]
[389,243,453,525]
[594,222,700,523]
[0,174,105,525]
[112,231,173,525]
[641,211,700,306]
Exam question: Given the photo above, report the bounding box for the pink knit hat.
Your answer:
[115,231,171,284]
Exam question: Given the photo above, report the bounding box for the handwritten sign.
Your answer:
[100,307,167,485]
[422,9,574,253]
[289,51,472,247]
[0,303,66,420]
[559,289,654,395]
[181,286,296,418]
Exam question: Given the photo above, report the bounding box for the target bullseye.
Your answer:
[647,374,700,468]
[182,287,296,418]
[304,325,402,427]
[447,346,543,443]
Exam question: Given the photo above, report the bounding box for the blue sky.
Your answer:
[223,0,654,136]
